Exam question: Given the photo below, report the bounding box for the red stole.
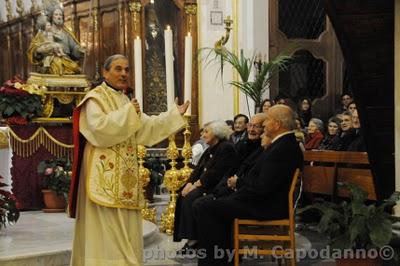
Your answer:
[68,107,86,218]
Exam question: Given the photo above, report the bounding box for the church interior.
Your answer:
[0,0,400,265]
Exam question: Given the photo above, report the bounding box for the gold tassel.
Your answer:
[30,138,32,156]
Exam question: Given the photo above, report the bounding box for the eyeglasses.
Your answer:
[247,123,263,129]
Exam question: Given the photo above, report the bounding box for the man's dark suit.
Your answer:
[193,133,303,266]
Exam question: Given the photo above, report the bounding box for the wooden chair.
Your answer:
[233,168,300,266]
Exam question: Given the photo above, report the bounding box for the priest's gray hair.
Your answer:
[205,120,233,140]
[103,54,128,71]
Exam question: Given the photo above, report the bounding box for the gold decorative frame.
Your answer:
[184,4,197,34]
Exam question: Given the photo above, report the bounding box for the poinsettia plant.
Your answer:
[37,157,72,201]
[0,75,44,124]
[0,175,20,230]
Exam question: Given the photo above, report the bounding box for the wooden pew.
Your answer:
[303,150,377,200]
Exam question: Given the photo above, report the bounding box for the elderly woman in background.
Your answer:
[318,117,341,150]
[304,118,324,150]
[173,120,238,250]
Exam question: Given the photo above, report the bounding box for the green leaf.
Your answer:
[200,46,292,112]
[349,215,369,248]
[368,212,393,247]
[4,105,15,116]
[331,232,352,249]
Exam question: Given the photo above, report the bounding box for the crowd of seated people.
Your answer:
[175,113,266,252]
[258,92,365,152]
[289,92,365,152]
[172,92,365,265]
[173,105,302,265]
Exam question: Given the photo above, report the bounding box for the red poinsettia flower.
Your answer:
[5,116,29,125]
[0,174,20,229]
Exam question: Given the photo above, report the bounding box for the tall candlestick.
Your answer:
[134,36,143,108]
[164,25,175,107]
[184,32,192,115]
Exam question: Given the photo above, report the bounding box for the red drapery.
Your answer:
[10,125,72,210]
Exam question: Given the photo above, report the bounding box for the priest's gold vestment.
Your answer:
[70,83,185,266]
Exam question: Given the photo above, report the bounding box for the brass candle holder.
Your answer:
[160,134,182,235]
[180,115,193,184]
[138,144,157,224]
[160,116,193,235]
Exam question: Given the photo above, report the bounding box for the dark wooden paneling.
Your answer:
[325,0,394,199]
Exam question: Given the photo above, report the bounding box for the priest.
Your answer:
[69,54,189,265]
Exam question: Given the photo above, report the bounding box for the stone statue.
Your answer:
[28,6,85,75]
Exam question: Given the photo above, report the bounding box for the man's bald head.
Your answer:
[268,105,296,130]
[263,105,296,139]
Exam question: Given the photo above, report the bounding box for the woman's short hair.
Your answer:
[310,118,324,132]
[328,116,341,126]
[205,120,232,140]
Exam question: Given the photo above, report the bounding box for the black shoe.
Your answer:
[177,242,198,256]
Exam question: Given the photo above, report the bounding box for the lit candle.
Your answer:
[184,32,192,115]
[164,25,175,107]
[134,36,143,108]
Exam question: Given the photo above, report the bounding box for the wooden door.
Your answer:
[269,0,344,121]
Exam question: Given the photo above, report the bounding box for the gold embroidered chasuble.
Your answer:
[79,82,185,209]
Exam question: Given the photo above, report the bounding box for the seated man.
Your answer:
[334,111,365,151]
[193,105,304,266]
[229,114,248,144]
[214,112,267,198]
[346,109,366,151]
[174,113,267,252]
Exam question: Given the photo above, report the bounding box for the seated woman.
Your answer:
[173,120,238,251]
[318,116,341,150]
[304,118,324,150]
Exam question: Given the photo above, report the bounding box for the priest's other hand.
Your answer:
[175,98,190,115]
[131,98,141,114]
[227,175,238,189]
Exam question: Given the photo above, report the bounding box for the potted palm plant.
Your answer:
[201,46,292,113]
[37,157,71,212]
[298,182,400,265]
